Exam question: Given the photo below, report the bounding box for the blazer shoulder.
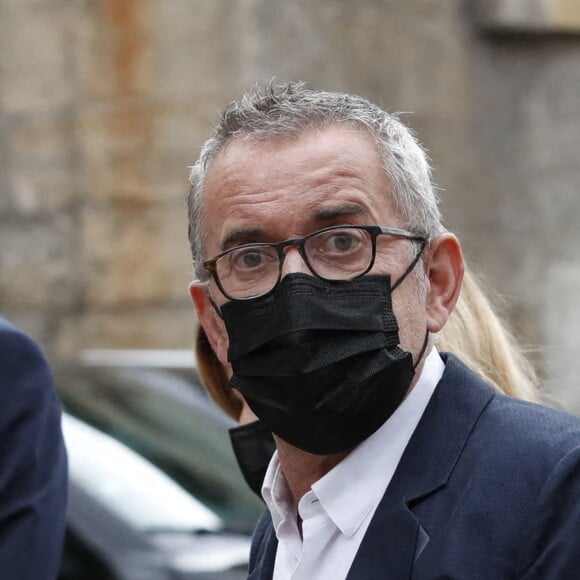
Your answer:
[0,317,55,399]
[439,353,580,479]
[483,391,580,460]
[0,315,45,355]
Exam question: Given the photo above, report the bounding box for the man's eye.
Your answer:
[330,233,356,252]
[233,249,267,269]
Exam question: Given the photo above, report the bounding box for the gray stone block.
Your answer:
[3,113,78,214]
[0,3,76,113]
[80,204,192,307]
[0,214,79,306]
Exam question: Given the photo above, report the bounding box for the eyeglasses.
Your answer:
[203,225,426,301]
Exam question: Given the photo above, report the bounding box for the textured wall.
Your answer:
[0,0,579,411]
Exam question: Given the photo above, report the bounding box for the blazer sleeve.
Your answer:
[0,319,68,579]
[518,443,580,580]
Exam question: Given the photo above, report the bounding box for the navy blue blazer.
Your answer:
[248,354,580,579]
[0,317,68,579]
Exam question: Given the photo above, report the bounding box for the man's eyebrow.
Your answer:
[220,205,368,250]
[221,227,264,251]
[314,204,369,221]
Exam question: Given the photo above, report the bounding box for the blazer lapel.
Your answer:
[347,354,495,580]
[346,498,421,580]
[247,522,277,580]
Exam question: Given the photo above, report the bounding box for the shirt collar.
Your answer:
[262,347,444,537]
[262,453,293,533]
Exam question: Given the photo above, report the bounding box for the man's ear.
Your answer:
[425,234,464,333]
[189,282,230,365]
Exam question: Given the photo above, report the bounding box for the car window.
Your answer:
[63,413,221,532]
[56,364,263,532]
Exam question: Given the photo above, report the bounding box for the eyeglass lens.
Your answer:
[214,227,374,299]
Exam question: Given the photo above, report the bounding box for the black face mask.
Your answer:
[222,268,426,456]
[229,420,276,499]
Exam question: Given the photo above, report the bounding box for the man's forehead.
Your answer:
[200,125,395,249]
[203,126,384,199]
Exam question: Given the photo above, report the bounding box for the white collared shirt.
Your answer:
[261,348,444,580]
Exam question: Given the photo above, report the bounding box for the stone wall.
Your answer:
[1,0,579,412]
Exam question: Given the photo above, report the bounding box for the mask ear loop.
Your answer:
[389,240,430,370]
[391,240,427,292]
[209,295,224,319]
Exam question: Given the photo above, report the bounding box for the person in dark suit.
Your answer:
[194,264,543,500]
[186,81,580,579]
[0,316,68,578]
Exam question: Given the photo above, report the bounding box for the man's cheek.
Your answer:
[393,291,424,354]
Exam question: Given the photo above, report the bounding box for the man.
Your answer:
[0,316,67,578]
[187,81,580,579]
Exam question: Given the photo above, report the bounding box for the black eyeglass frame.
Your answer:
[203,224,427,301]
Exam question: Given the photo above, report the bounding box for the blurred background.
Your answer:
[1,0,580,576]
[2,0,579,411]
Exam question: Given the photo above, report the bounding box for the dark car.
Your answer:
[56,350,264,580]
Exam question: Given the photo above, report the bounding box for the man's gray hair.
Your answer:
[187,80,443,280]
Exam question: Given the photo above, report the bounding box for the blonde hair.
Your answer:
[437,267,540,403]
[196,266,541,420]
[196,325,242,420]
